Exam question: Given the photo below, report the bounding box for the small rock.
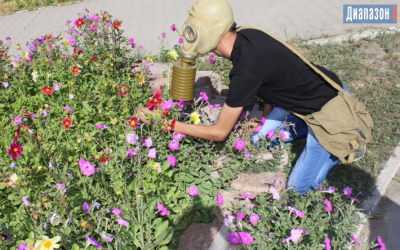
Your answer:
[149,63,171,76]
[148,76,168,93]
[210,171,220,179]
[178,223,221,250]
[231,171,286,195]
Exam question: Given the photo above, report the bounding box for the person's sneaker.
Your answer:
[353,145,366,162]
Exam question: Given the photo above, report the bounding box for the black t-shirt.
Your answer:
[226,28,343,115]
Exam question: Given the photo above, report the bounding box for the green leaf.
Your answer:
[154,220,169,238]
[72,244,80,250]
[201,182,212,190]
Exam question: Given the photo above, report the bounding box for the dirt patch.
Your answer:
[359,42,387,59]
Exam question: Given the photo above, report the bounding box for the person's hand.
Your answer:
[138,105,159,125]
[247,121,261,132]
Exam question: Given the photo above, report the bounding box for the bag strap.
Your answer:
[236,26,346,95]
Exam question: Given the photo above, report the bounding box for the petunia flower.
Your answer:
[227,232,242,245]
[11,116,22,125]
[3,81,9,88]
[239,232,254,245]
[126,149,135,159]
[173,132,185,141]
[10,163,16,169]
[237,212,245,220]
[127,117,140,129]
[297,227,309,235]
[61,118,72,130]
[83,201,90,214]
[241,192,255,199]
[199,92,210,105]
[324,199,332,212]
[377,236,386,250]
[189,186,198,197]
[163,100,175,110]
[217,194,224,205]
[177,99,188,110]
[49,213,61,226]
[280,130,290,142]
[22,196,30,206]
[351,234,360,245]
[7,142,23,159]
[223,215,235,226]
[235,139,246,151]
[40,110,47,117]
[42,86,53,95]
[282,229,302,243]
[356,189,364,197]
[343,186,353,196]
[168,139,180,151]
[249,213,260,224]
[112,207,123,218]
[35,236,61,250]
[127,133,139,144]
[267,130,275,140]
[321,186,335,193]
[79,158,95,176]
[147,91,162,110]
[325,237,331,250]
[84,235,103,249]
[179,38,183,44]
[64,106,73,114]
[143,137,153,147]
[254,117,265,133]
[209,55,215,64]
[94,124,108,129]
[91,14,99,21]
[148,148,157,159]
[129,37,135,46]
[270,187,281,201]
[56,183,67,192]
[118,84,130,96]
[167,155,176,167]
[69,94,74,100]
[157,202,170,216]
[100,231,113,243]
[171,24,176,31]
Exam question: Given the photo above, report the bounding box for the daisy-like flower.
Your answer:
[147,91,162,110]
[11,57,20,68]
[79,158,95,176]
[53,81,62,91]
[71,65,81,75]
[74,18,84,27]
[168,49,179,60]
[127,117,140,129]
[31,71,38,82]
[113,20,122,31]
[167,155,176,167]
[118,84,130,96]
[34,236,61,250]
[7,142,23,159]
[190,111,200,124]
[235,139,246,151]
[61,118,72,130]
[157,202,170,216]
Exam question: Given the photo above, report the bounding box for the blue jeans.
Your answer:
[251,85,350,195]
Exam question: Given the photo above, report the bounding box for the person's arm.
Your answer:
[138,104,243,142]
[263,100,273,117]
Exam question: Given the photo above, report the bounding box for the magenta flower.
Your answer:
[50,213,61,226]
[157,202,170,216]
[209,55,215,64]
[169,139,180,151]
[177,99,188,110]
[254,117,265,133]
[241,192,255,199]
[343,186,353,196]
[348,196,360,204]
[143,137,153,147]
[270,187,281,201]
[321,186,335,193]
[171,24,176,31]
[237,212,245,220]
[126,149,135,159]
[91,14,99,21]
[167,155,176,167]
[244,151,253,160]
[11,116,22,125]
[324,199,332,212]
[267,130,275,140]
[235,139,246,151]
[139,45,143,49]
[325,237,331,250]
[94,124,108,129]
[85,8,89,13]
[127,134,139,144]
[112,207,123,218]
[217,194,224,205]
[351,235,360,245]
[280,130,290,142]
[79,158,95,176]
[297,227,309,235]
[249,213,260,224]
[173,132,185,141]
[239,232,254,245]
[189,186,198,197]
[295,209,306,218]
[117,218,129,227]
[22,196,30,206]
[85,235,103,249]
[377,236,386,250]
[199,92,210,105]
[282,229,302,243]
[83,201,90,214]
[227,232,242,245]
[64,106,73,114]
[163,100,175,110]
[356,189,364,197]
[56,183,67,192]
[179,38,183,44]
[148,148,157,159]
[129,37,135,46]
[7,142,23,159]
[18,243,27,250]
[66,36,76,46]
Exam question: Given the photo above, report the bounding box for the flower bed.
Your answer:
[0,9,377,250]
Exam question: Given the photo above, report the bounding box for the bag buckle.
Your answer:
[350,140,358,149]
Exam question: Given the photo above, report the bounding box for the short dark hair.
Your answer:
[229,21,237,32]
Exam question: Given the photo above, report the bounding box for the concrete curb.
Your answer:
[305,26,400,45]
[207,225,231,250]
[352,144,400,244]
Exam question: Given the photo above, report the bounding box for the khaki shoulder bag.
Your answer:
[237,26,374,164]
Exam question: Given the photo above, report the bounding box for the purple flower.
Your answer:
[131,170,137,176]
[161,32,166,38]
[168,139,180,151]
[157,202,170,216]
[343,186,353,196]
[64,106,73,114]
[100,231,113,242]
[217,194,224,205]
[223,215,235,226]
[173,132,185,141]
[40,110,47,117]
[179,38,183,44]
[66,36,76,46]
[6,37,11,41]
[227,232,242,245]
[22,196,30,206]
[66,19,72,24]
[177,99,188,110]
[11,116,22,125]
[83,201,90,214]
[244,151,253,160]
[56,183,67,192]
[270,187,281,201]
[241,192,255,199]
[94,201,101,209]
[85,8,89,13]
[3,82,9,88]
[143,137,153,147]
[351,234,360,245]
[171,24,176,31]
[162,100,175,110]
[117,219,129,227]
[297,227,309,235]
[356,189,364,197]
[126,149,135,159]
[189,186,198,197]
[112,207,123,218]
[10,163,16,169]
[325,237,332,250]
[49,213,61,226]
[209,55,215,64]
[237,212,245,220]
[18,243,27,250]
[95,124,108,129]
[148,148,157,159]
[321,186,335,193]
[324,199,332,212]
[127,134,139,144]
[235,139,246,151]
[85,235,103,249]
[79,158,95,176]
[167,155,176,167]
[249,213,260,224]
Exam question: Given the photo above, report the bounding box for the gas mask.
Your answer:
[170,0,234,101]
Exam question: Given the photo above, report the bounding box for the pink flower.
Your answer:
[377,236,386,250]
[239,232,254,245]
[11,116,22,125]
[7,142,23,159]
[267,130,275,140]
[351,235,360,245]
[178,38,183,44]
[171,24,176,31]
[49,213,61,226]
[189,186,198,197]
[173,132,185,141]
[107,22,112,27]
[127,134,139,144]
[112,207,123,218]
[168,139,179,151]
[321,186,335,193]
[177,99,188,110]
[94,124,107,129]
[297,227,309,235]
[22,196,30,206]
[227,232,242,245]
[163,100,175,110]
[209,55,215,64]
[249,213,259,224]
[129,37,134,46]
[235,139,246,151]
[295,209,306,218]
[244,151,253,160]
[117,218,129,227]
[241,192,255,199]
[143,137,153,147]
[139,45,143,49]
[223,215,235,226]
[199,92,210,105]
[282,229,302,243]
[237,212,245,220]
[280,130,290,142]
[126,149,136,159]
[148,148,157,159]
[217,194,224,205]
[324,199,332,212]
[343,186,353,196]
[83,202,90,214]
[325,237,331,250]
[348,196,360,204]
[157,202,170,216]
[91,14,99,21]
[270,187,281,201]
[254,117,265,133]
[79,158,95,176]
[167,155,176,167]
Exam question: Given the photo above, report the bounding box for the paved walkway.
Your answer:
[0,0,398,56]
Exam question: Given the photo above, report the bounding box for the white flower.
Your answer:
[31,71,38,82]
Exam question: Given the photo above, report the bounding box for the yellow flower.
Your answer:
[84,59,89,65]
[138,75,145,85]
[109,54,113,59]
[146,55,153,63]
[152,162,160,170]
[35,235,61,250]
[168,49,179,60]
[63,39,69,47]
[190,111,201,124]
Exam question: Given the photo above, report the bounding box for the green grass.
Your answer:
[0,0,78,15]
